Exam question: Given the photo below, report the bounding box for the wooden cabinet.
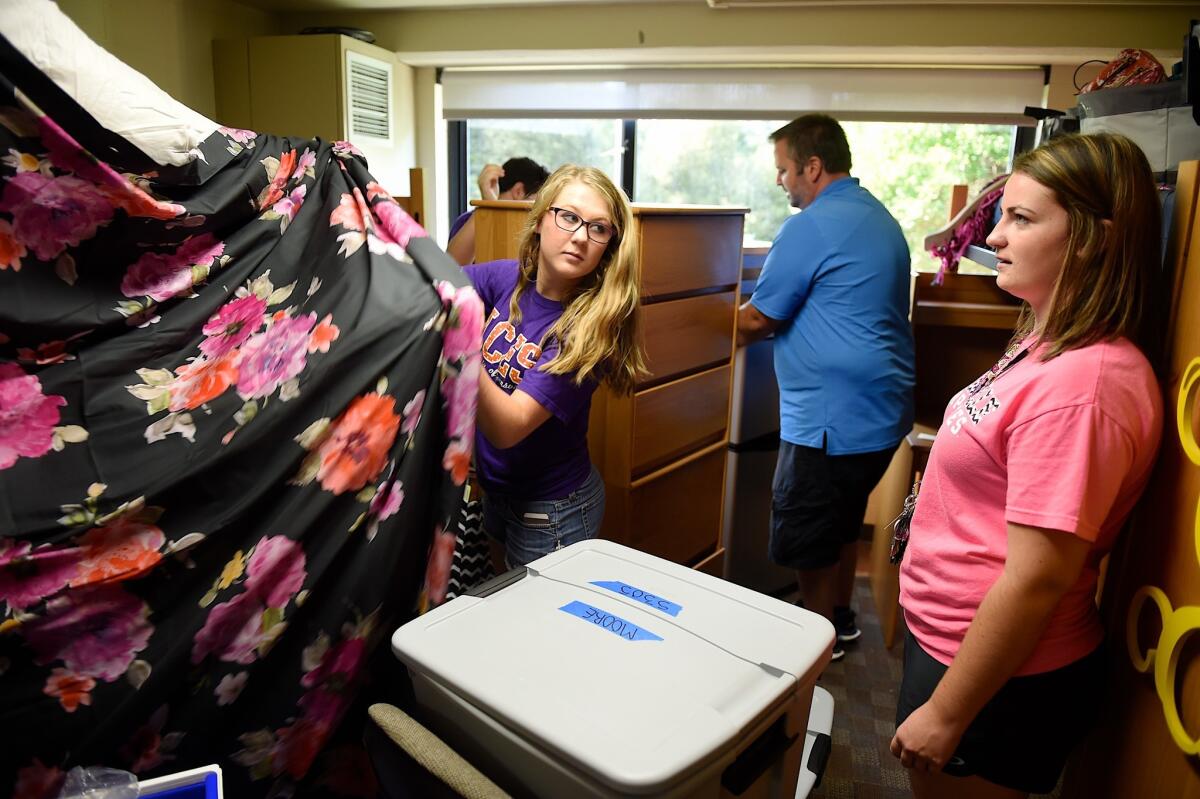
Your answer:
[472,201,747,569]
[212,34,416,205]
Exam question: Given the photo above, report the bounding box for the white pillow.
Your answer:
[0,0,219,166]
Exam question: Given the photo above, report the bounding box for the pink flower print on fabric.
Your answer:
[192,535,306,665]
[0,362,67,471]
[301,636,366,692]
[25,586,153,681]
[0,538,79,611]
[372,197,426,248]
[370,480,405,521]
[437,282,484,363]
[191,589,267,665]
[439,355,479,443]
[297,636,366,730]
[120,233,225,302]
[332,140,364,159]
[36,115,185,221]
[293,148,316,178]
[244,535,307,608]
[365,181,392,202]
[401,389,425,436]
[272,184,307,224]
[37,114,121,184]
[0,172,115,261]
[220,127,257,145]
[214,671,248,706]
[200,295,267,358]
[222,126,256,143]
[235,312,317,400]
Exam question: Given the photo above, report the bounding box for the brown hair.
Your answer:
[770,114,852,173]
[1010,132,1162,363]
[509,164,646,395]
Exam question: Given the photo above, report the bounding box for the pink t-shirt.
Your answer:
[899,337,1161,675]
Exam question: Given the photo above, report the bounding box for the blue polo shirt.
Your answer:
[750,177,914,455]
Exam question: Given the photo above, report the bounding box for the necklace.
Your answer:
[965,338,1032,397]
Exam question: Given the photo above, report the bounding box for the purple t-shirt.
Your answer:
[463,260,598,500]
[448,210,473,242]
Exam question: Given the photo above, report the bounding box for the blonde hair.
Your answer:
[508,165,646,395]
[1010,133,1162,363]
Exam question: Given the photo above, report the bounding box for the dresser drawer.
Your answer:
[639,292,735,387]
[631,365,730,476]
[639,215,742,299]
[626,447,726,565]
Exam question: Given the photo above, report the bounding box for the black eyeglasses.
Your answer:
[548,207,617,244]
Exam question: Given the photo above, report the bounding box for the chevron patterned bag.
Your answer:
[443,485,494,602]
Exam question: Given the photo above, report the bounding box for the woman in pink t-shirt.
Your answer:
[891,133,1164,798]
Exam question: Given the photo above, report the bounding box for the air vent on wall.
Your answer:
[345,50,392,142]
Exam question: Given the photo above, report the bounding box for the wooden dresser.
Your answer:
[471,200,748,573]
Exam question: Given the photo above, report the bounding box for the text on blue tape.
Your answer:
[590,580,682,617]
[559,600,663,642]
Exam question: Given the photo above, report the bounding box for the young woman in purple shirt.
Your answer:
[463,165,644,567]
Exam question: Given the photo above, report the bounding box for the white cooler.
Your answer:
[391,539,835,798]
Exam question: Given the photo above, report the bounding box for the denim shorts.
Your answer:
[482,466,605,568]
[769,440,896,570]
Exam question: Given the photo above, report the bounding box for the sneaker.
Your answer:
[830,642,845,662]
[833,606,862,643]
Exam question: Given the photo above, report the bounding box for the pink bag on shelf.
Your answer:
[1079,49,1166,94]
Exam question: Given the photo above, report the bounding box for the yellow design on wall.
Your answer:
[1126,355,1200,755]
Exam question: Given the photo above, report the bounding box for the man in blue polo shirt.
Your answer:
[738,114,914,661]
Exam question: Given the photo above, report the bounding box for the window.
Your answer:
[635,119,789,247]
[842,121,1013,272]
[634,119,1013,269]
[465,118,624,203]
[461,117,1013,272]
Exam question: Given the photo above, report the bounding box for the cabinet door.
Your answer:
[248,36,342,141]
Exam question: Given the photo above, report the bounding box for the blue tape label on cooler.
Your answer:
[559,600,663,642]
[590,580,682,617]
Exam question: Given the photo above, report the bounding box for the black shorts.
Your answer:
[896,630,1106,794]
[768,440,896,570]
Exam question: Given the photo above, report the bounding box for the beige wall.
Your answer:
[49,0,1197,240]
[278,1,1194,242]
[285,2,1192,58]
[57,0,281,119]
